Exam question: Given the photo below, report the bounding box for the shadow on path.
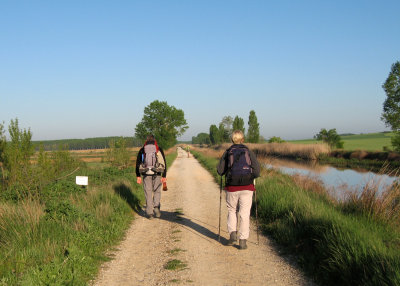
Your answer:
[158,210,229,245]
[113,183,142,213]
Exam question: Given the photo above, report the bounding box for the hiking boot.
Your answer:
[227,231,237,245]
[239,239,247,249]
[147,214,154,220]
[154,207,161,218]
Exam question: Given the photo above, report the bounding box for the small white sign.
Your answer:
[76,176,88,186]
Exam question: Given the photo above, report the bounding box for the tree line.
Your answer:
[32,136,143,151]
[192,110,260,145]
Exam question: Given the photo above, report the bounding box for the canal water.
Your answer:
[263,157,398,198]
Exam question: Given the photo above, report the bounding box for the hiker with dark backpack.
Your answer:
[136,135,167,219]
[217,130,260,249]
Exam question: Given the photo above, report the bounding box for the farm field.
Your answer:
[69,147,140,165]
[290,132,394,151]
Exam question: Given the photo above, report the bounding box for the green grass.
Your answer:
[164,259,187,270]
[0,150,178,285]
[167,248,186,255]
[191,149,400,286]
[257,173,400,285]
[291,132,394,151]
[340,132,394,151]
[0,171,140,285]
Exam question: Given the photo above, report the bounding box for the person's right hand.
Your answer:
[136,177,142,184]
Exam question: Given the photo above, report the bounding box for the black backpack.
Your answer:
[226,145,253,186]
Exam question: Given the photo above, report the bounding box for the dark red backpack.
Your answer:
[226,145,253,186]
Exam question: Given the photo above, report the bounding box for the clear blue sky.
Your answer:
[1,0,399,141]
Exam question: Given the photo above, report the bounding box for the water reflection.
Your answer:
[262,157,398,196]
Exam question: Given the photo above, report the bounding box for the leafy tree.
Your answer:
[232,116,245,134]
[209,124,221,145]
[135,100,188,149]
[219,123,230,142]
[247,110,260,143]
[381,61,400,151]
[314,128,344,149]
[268,136,285,143]
[192,133,211,145]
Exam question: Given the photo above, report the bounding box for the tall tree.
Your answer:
[135,100,188,149]
[247,110,260,143]
[209,124,220,145]
[232,116,245,134]
[381,61,400,150]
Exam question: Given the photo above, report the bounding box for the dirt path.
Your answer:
[93,148,315,286]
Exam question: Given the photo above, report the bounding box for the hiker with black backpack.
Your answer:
[136,135,167,219]
[217,130,260,249]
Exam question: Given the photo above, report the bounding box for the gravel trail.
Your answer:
[93,147,315,286]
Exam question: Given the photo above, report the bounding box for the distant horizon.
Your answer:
[22,129,392,143]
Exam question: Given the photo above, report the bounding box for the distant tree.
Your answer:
[135,100,188,149]
[209,124,220,145]
[192,133,211,145]
[232,116,245,135]
[314,128,344,149]
[220,116,233,135]
[381,61,400,151]
[247,110,260,143]
[268,136,285,143]
[219,123,230,142]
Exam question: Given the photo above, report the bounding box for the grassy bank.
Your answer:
[318,153,400,173]
[0,151,177,285]
[191,149,400,286]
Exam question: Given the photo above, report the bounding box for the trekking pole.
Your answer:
[254,179,259,245]
[218,176,222,242]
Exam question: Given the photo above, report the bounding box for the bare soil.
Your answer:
[92,148,316,286]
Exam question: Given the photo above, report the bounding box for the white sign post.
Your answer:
[76,176,88,189]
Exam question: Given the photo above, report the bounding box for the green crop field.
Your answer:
[290,132,394,151]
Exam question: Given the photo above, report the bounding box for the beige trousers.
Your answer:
[226,190,253,240]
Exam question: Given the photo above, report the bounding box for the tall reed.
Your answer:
[246,142,330,160]
[195,142,330,160]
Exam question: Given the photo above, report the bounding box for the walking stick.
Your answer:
[218,176,222,242]
[254,179,259,245]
